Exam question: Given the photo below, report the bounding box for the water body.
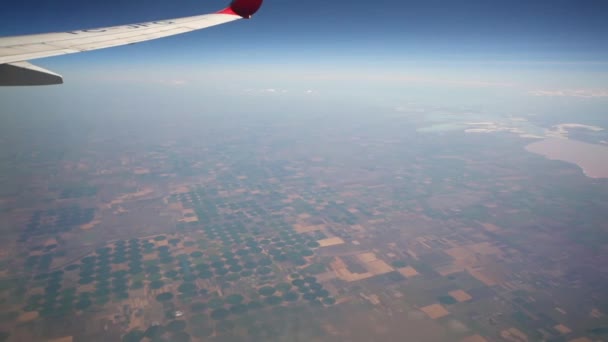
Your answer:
[526,138,608,178]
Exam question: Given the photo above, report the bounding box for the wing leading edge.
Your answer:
[0,0,263,86]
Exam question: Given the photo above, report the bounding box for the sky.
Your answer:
[2,0,607,62]
[1,0,608,121]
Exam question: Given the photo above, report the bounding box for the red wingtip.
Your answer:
[218,0,263,18]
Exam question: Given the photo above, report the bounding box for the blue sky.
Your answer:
[1,0,607,119]
[2,0,607,62]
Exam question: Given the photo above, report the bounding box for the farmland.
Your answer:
[0,109,607,341]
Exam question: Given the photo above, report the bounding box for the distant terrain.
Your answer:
[0,105,607,342]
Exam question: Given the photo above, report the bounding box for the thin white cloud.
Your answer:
[529,89,608,98]
[300,73,516,88]
[168,79,188,86]
[245,88,288,94]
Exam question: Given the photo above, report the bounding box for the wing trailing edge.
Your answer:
[0,62,63,86]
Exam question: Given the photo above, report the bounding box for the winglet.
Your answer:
[218,0,263,19]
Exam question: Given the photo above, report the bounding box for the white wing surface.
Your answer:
[0,0,263,85]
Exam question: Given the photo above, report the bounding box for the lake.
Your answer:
[525,138,608,178]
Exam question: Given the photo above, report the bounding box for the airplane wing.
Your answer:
[0,0,263,86]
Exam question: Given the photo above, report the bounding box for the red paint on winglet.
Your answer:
[218,0,263,18]
[218,7,238,16]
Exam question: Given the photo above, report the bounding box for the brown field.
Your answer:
[294,223,325,234]
[315,271,338,282]
[318,237,346,247]
[181,208,195,215]
[480,222,502,233]
[44,238,58,246]
[461,334,488,342]
[80,219,101,230]
[179,208,198,222]
[133,167,150,175]
[356,252,394,275]
[357,252,377,263]
[435,264,464,276]
[420,304,449,319]
[112,206,128,215]
[444,242,505,286]
[448,242,504,257]
[554,324,572,334]
[143,253,157,261]
[330,257,373,282]
[17,311,38,323]
[500,327,528,342]
[467,268,498,286]
[444,243,495,260]
[106,187,155,208]
[180,216,198,223]
[154,240,169,247]
[111,263,129,272]
[366,259,394,274]
[47,337,73,342]
[350,224,365,233]
[449,290,472,302]
[78,283,96,293]
[171,185,190,194]
[398,266,419,278]
[405,248,419,259]
[360,293,381,305]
